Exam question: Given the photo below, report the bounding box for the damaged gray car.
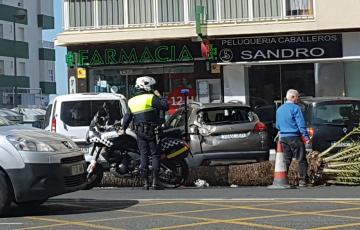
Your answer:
[164,102,270,167]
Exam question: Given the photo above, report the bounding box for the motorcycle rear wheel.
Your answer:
[159,159,189,188]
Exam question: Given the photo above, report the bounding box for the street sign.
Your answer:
[77,68,86,79]
[195,5,206,40]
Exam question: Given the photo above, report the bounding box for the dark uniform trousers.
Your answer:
[135,123,160,177]
[280,136,308,181]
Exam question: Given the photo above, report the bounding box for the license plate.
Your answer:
[80,147,92,154]
[71,164,85,175]
[331,142,352,148]
[220,133,247,140]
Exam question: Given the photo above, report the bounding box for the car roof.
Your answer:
[300,97,360,105]
[188,102,251,110]
[53,93,126,102]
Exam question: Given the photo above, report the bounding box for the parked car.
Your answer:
[164,102,270,167]
[0,108,23,124]
[12,107,46,127]
[299,97,360,152]
[43,93,132,167]
[0,116,87,215]
[44,93,129,145]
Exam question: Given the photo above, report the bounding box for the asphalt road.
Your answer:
[1,186,360,230]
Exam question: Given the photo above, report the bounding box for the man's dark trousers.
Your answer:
[280,136,307,182]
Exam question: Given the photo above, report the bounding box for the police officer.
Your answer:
[122,76,169,190]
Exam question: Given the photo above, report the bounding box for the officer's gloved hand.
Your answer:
[153,90,161,97]
[118,127,125,135]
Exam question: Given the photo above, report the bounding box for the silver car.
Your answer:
[0,117,87,216]
[165,102,270,167]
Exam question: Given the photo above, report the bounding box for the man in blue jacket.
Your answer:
[276,89,311,187]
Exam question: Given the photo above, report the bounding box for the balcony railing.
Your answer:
[64,0,314,30]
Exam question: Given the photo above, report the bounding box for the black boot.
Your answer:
[143,177,150,190]
[141,171,149,190]
[151,170,164,190]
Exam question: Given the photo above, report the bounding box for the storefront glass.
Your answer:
[88,66,221,114]
[345,62,360,98]
[248,63,315,106]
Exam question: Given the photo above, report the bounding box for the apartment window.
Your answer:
[0,60,4,75]
[286,0,312,16]
[68,0,128,28]
[189,0,217,22]
[253,0,282,19]
[18,62,25,76]
[127,0,153,25]
[68,0,97,27]
[18,27,25,41]
[0,24,3,38]
[158,0,184,24]
[99,0,125,26]
[220,0,249,21]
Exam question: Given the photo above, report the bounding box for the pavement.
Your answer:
[2,186,360,230]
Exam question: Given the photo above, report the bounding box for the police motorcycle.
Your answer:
[84,121,190,190]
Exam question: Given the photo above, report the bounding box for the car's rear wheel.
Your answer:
[0,171,12,216]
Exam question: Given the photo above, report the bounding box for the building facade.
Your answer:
[57,0,360,112]
[0,0,55,107]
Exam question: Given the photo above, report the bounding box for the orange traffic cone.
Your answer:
[268,141,292,189]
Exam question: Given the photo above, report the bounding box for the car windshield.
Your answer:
[0,116,14,126]
[198,107,255,125]
[311,101,360,126]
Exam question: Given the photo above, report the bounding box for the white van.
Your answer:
[44,93,128,148]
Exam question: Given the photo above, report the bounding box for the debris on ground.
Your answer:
[194,179,209,188]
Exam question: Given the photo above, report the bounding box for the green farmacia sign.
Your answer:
[66,44,197,67]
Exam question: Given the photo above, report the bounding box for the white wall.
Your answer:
[223,65,248,104]
[38,0,54,16]
[39,60,55,82]
[23,0,42,89]
[343,32,360,58]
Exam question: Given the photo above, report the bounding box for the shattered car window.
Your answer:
[199,107,255,124]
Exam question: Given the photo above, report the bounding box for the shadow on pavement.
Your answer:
[4,199,139,217]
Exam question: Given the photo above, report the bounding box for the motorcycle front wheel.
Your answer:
[159,159,189,188]
[83,163,104,190]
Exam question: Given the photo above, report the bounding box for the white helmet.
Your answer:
[135,76,156,92]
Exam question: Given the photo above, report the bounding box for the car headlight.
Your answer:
[6,135,55,152]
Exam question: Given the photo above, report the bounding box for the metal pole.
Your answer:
[13,19,18,107]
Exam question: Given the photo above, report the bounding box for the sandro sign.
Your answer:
[216,34,342,63]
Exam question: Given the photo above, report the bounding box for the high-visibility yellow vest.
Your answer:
[128,94,155,114]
